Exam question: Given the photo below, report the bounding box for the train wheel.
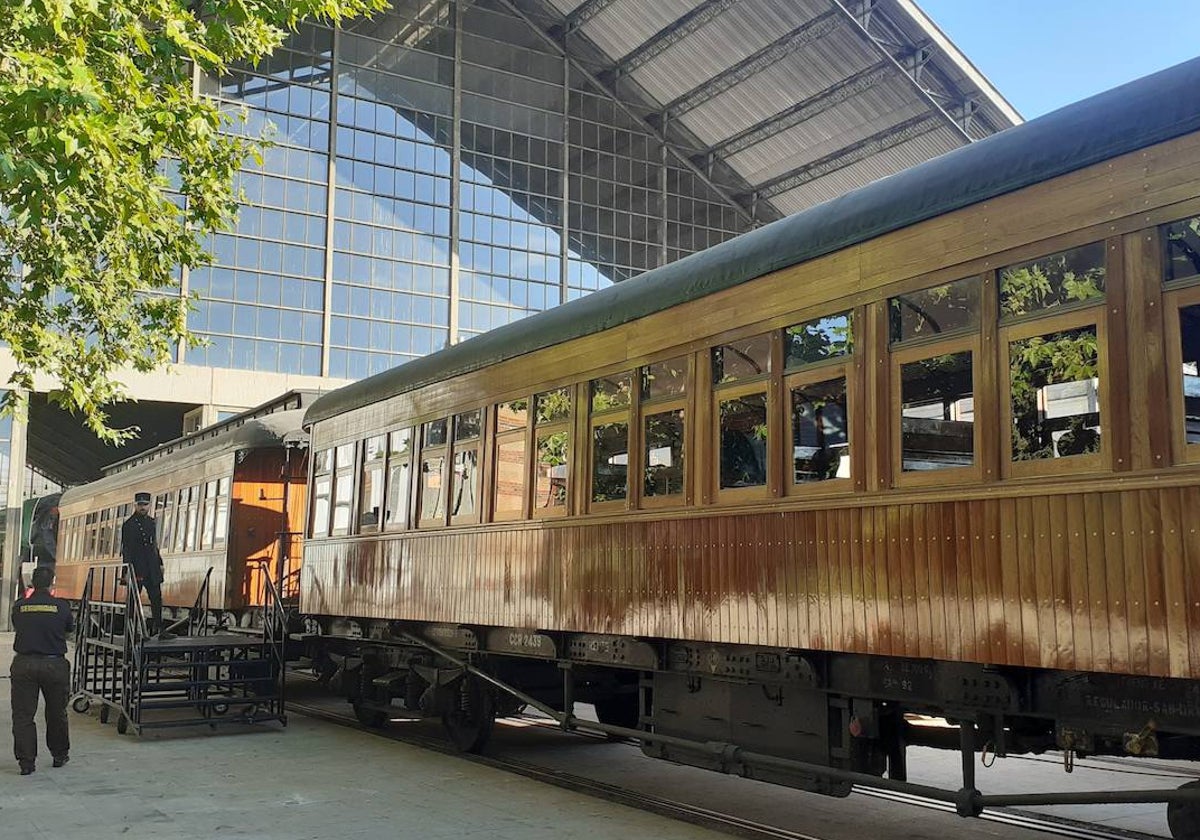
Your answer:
[99,704,110,724]
[1168,781,1200,840]
[353,703,388,729]
[71,696,90,714]
[442,676,495,754]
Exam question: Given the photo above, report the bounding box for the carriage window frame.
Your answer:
[384,428,413,532]
[1162,283,1200,464]
[154,494,172,552]
[998,241,1107,324]
[1162,214,1200,288]
[450,410,482,526]
[891,335,982,488]
[712,331,775,503]
[588,372,632,513]
[331,443,356,537]
[358,435,386,533]
[639,356,690,510]
[533,388,572,518]
[310,447,333,538]
[491,400,531,522]
[1001,306,1108,479]
[417,418,449,528]
[199,480,219,550]
[213,477,230,547]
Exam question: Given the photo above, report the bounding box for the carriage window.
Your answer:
[590,374,631,506]
[493,401,528,520]
[890,278,978,344]
[1000,242,1106,319]
[719,393,768,489]
[199,480,219,550]
[154,494,170,551]
[385,429,412,530]
[311,447,332,538]
[1010,326,1101,461]
[99,507,112,557]
[644,409,684,498]
[331,443,355,536]
[534,388,571,514]
[213,478,230,546]
[642,358,687,399]
[713,333,771,383]
[1164,215,1200,284]
[792,378,850,482]
[641,356,687,503]
[419,420,448,525]
[183,486,200,551]
[901,351,974,471]
[450,411,481,523]
[359,435,386,532]
[786,312,853,367]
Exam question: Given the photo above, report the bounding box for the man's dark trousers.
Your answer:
[138,576,165,635]
[10,654,70,767]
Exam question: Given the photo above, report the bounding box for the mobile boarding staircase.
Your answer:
[70,564,288,735]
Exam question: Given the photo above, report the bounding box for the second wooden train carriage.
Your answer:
[55,406,309,617]
[299,59,1200,834]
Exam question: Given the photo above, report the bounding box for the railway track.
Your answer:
[288,693,1165,840]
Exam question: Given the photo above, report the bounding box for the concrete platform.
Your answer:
[0,633,728,840]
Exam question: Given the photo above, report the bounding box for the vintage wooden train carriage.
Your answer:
[301,59,1200,833]
[55,409,309,616]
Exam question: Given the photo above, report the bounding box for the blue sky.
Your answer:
[917,1,1200,119]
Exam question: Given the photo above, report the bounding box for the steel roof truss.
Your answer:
[610,0,740,80]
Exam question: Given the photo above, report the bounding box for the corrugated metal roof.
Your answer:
[512,0,1020,225]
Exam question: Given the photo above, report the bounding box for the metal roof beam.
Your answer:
[659,9,843,121]
[610,0,740,79]
[751,113,941,199]
[562,0,619,33]
[709,60,896,159]
[829,0,969,142]
[499,0,760,226]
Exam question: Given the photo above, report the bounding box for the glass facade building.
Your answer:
[184,0,752,381]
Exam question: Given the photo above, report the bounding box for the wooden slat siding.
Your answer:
[918,503,938,660]
[886,504,904,656]
[844,506,860,651]
[1106,236,1133,472]
[1082,493,1110,671]
[976,498,998,663]
[1013,495,1037,667]
[814,508,832,650]
[1101,492,1131,674]
[1119,490,1150,675]
[996,497,1018,665]
[957,500,979,662]
[793,504,811,648]
[870,505,889,655]
[786,508,804,647]
[1047,494,1075,670]
[1030,495,1056,669]
[734,515,748,645]
[1141,490,1170,677]
[928,503,949,662]
[1065,494,1091,670]
[859,505,879,652]
[1160,488,1190,677]
[833,506,850,652]
[1184,487,1200,675]
[850,506,867,652]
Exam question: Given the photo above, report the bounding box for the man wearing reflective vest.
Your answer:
[11,566,73,775]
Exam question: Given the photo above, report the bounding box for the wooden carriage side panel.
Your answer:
[1179,486,1200,676]
[1140,489,1170,678]
[1029,496,1056,670]
[1083,492,1112,672]
[1047,494,1075,671]
[1159,487,1190,678]
[1101,492,1131,674]
[1065,493,1091,671]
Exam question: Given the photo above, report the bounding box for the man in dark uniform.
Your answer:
[11,566,73,775]
[121,492,173,640]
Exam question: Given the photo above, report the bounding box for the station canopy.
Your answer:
[514,0,1020,221]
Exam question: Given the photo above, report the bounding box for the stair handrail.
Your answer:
[70,566,96,696]
[182,567,214,637]
[260,572,287,714]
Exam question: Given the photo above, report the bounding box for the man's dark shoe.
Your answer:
[19,764,34,775]
[52,756,68,768]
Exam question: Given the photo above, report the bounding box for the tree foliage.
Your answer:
[0,0,384,441]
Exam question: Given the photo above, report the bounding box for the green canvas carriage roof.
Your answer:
[307,56,1200,429]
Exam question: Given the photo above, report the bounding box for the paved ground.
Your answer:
[0,633,731,840]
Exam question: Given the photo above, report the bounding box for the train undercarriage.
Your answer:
[301,617,1200,840]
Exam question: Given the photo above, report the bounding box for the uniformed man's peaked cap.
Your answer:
[134,492,151,504]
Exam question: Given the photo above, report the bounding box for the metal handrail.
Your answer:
[259,572,287,714]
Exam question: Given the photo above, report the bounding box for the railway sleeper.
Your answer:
[307,626,1200,838]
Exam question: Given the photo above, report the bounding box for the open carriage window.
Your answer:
[492,400,529,521]
[331,443,355,536]
[450,411,481,524]
[385,429,412,530]
[418,419,448,526]
[359,436,386,533]
[310,448,332,538]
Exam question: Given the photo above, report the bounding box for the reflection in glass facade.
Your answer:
[179,0,749,379]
